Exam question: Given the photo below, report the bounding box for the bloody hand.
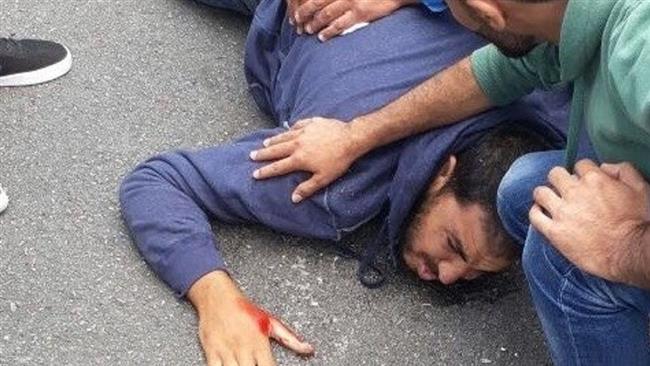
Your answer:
[188,271,314,366]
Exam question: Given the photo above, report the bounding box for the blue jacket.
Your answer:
[119,0,568,297]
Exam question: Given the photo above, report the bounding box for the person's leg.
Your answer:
[194,0,263,16]
[497,150,565,245]
[0,38,72,87]
[0,38,73,214]
[498,150,650,365]
[524,228,650,365]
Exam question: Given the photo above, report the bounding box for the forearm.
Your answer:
[347,57,491,157]
[119,153,228,298]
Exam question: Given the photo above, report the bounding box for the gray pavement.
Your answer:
[0,1,550,365]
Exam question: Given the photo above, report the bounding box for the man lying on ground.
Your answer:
[119,0,568,364]
[251,0,650,364]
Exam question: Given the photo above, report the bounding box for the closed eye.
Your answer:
[447,233,468,263]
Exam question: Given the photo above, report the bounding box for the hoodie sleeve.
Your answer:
[119,128,339,298]
[119,153,229,298]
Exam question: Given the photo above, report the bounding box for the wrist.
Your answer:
[187,270,242,316]
[617,221,650,288]
[347,116,381,157]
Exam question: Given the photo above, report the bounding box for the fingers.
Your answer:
[287,0,299,25]
[236,351,256,366]
[574,159,599,177]
[253,158,300,180]
[305,0,349,35]
[547,166,576,196]
[529,204,555,241]
[254,345,277,366]
[251,141,295,162]
[269,317,315,356]
[291,175,328,203]
[260,130,301,148]
[318,11,357,42]
[533,186,562,218]
[295,0,336,26]
[205,352,223,366]
[221,352,238,366]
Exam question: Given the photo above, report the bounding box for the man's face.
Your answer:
[402,192,513,285]
[446,0,538,58]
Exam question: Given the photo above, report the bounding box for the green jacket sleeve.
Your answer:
[470,43,563,106]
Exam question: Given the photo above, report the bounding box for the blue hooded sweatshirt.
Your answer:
[119,0,568,297]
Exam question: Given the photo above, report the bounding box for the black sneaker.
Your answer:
[0,38,72,87]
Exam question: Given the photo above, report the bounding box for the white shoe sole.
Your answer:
[0,45,72,87]
[0,187,8,214]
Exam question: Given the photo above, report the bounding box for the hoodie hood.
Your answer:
[384,89,570,262]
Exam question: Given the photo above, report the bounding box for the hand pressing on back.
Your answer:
[288,0,418,41]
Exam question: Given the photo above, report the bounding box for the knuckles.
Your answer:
[312,0,326,10]
[547,166,566,181]
[575,159,596,170]
[316,9,331,22]
[583,170,605,186]
[532,186,547,201]
[290,139,301,150]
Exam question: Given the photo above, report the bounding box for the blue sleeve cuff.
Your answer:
[160,233,227,298]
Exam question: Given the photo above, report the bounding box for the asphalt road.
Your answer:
[0,1,550,365]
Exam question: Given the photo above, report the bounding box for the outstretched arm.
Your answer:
[119,144,315,365]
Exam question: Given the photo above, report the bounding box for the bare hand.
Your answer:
[530,160,650,285]
[249,117,363,203]
[291,0,413,41]
[188,271,314,366]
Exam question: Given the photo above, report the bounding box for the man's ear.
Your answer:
[466,0,507,31]
[430,155,458,193]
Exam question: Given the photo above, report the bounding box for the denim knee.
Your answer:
[521,228,575,286]
[498,152,557,245]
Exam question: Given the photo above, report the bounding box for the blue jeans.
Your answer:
[498,150,650,365]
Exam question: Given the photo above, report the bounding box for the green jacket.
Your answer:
[471,0,650,178]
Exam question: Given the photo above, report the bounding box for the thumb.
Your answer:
[291,176,327,203]
[269,317,315,356]
[600,163,622,179]
[601,163,647,192]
